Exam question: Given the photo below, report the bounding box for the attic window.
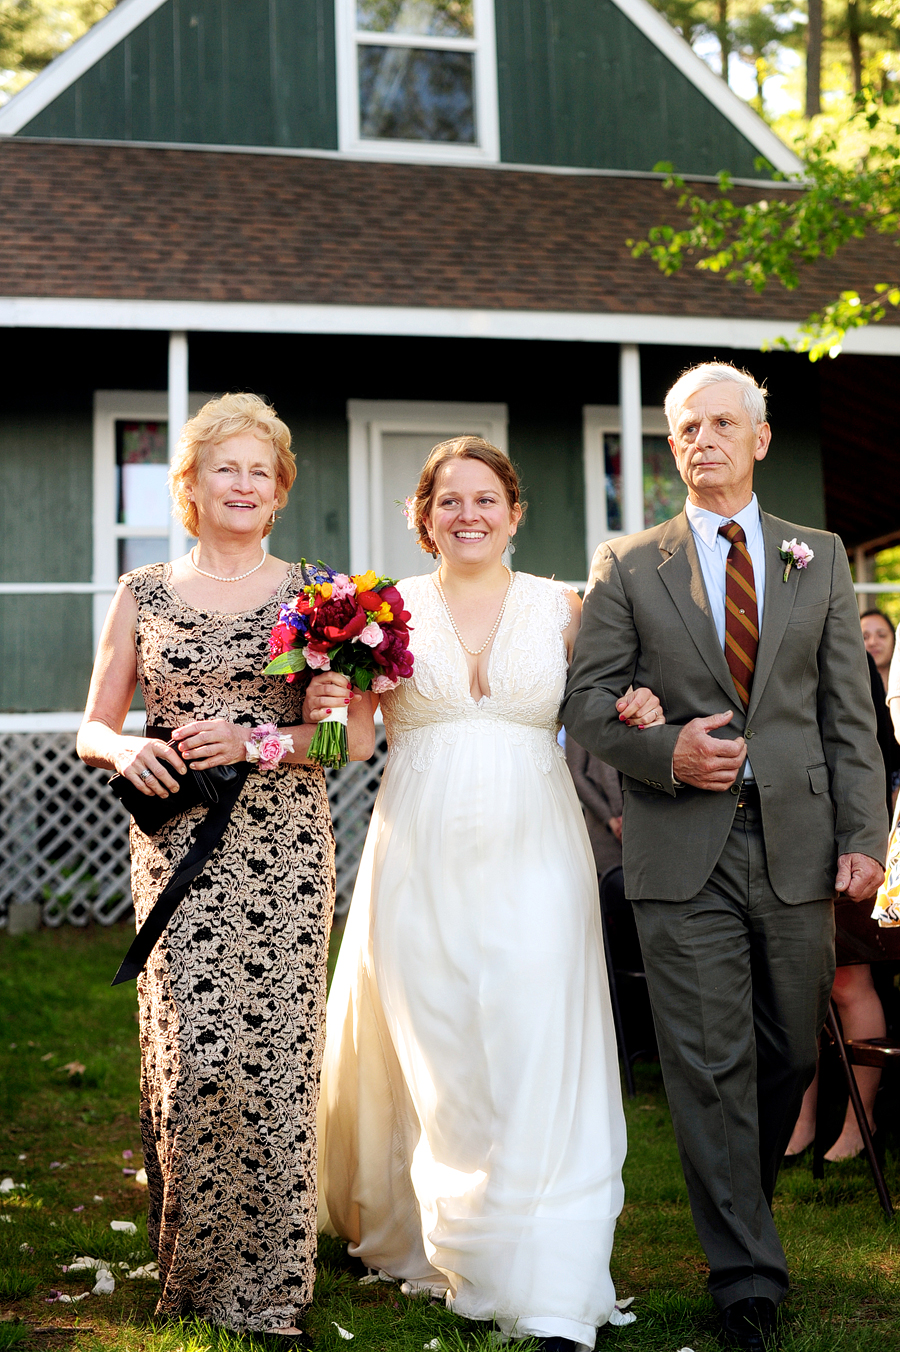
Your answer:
[337,0,499,161]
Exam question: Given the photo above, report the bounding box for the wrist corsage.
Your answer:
[244,723,294,768]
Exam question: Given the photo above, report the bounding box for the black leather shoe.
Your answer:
[720,1296,777,1349]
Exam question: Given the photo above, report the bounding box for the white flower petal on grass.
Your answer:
[110,1220,137,1234]
[358,1269,396,1285]
[56,1292,90,1303]
[608,1307,637,1326]
[0,1216,12,1224]
[126,1262,160,1281]
[332,1323,354,1339]
[423,1340,442,1349]
[92,1271,116,1295]
[614,1297,634,1310]
[0,1178,21,1194]
[134,1169,148,1185]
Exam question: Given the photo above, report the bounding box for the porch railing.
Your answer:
[0,730,388,929]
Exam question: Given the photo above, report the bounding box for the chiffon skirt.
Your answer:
[318,720,627,1350]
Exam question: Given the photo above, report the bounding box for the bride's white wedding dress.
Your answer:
[318,571,626,1350]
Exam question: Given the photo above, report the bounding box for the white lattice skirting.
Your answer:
[0,731,387,928]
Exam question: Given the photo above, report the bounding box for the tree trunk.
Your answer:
[848,0,864,94]
[718,0,730,85]
[806,0,823,117]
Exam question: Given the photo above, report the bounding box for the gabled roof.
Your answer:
[608,0,800,175]
[0,0,168,136]
[0,0,802,177]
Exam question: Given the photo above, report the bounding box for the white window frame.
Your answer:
[347,399,508,574]
[582,405,670,556]
[336,0,500,163]
[92,390,206,649]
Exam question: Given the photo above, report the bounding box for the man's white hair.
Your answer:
[664,363,768,434]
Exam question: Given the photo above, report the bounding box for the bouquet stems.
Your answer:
[308,706,349,770]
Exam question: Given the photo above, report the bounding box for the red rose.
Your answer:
[313,595,367,643]
[357,590,382,611]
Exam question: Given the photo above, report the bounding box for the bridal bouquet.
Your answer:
[264,560,414,769]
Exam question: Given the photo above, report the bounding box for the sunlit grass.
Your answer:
[1,926,898,1349]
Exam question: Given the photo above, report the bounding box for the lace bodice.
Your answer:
[381,571,572,772]
[123,562,307,729]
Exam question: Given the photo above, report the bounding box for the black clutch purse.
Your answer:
[108,741,242,836]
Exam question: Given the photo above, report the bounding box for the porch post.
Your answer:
[168,331,189,560]
[619,343,643,536]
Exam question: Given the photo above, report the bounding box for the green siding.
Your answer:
[0,412,94,711]
[22,0,338,149]
[268,411,350,572]
[495,0,769,177]
[754,430,826,530]
[509,412,587,582]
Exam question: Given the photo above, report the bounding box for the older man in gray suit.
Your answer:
[562,363,887,1351]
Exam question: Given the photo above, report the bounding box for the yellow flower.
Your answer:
[317,582,333,600]
[352,570,378,592]
[375,601,393,624]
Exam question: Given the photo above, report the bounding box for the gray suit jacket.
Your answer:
[565,738,623,877]
[561,509,889,902]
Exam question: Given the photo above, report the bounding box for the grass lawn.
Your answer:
[0,924,898,1350]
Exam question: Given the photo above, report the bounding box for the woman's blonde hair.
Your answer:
[169,392,296,538]
[412,435,526,555]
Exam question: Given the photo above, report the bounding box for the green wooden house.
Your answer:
[0,0,897,923]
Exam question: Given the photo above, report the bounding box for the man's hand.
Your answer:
[608,815,623,842]
[672,711,747,791]
[835,853,884,901]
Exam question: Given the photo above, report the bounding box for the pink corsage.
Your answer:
[779,538,814,583]
[244,722,294,768]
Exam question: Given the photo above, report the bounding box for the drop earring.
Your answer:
[507,536,516,556]
[270,511,277,525]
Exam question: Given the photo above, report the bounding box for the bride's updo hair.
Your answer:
[412,435,527,555]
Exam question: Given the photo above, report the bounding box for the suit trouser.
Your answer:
[631,799,835,1309]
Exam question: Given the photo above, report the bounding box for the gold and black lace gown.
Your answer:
[123,562,334,1332]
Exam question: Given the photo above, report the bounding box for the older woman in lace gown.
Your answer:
[78,394,374,1336]
[319,437,663,1352]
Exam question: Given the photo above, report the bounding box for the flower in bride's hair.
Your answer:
[403,496,416,530]
[371,674,399,694]
[358,622,384,648]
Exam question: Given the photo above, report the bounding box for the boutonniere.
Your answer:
[779,538,814,583]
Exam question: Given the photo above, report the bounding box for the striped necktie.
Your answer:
[717,521,758,710]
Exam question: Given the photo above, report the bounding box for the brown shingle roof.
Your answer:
[1,138,897,320]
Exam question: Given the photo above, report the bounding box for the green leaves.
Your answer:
[632,92,900,359]
[263,649,307,676]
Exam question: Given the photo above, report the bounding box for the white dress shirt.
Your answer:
[684,493,765,781]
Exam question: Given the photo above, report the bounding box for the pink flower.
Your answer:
[122,1150,133,1160]
[306,648,331,670]
[72,1205,84,1212]
[329,573,356,600]
[258,734,284,765]
[358,622,384,648]
[780,538,815,582]
[371,674,399,694]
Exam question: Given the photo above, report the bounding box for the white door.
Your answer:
[347,401,509,578]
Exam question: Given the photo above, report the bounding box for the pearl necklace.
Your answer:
[189,546,266,582]
[434,568,514,656]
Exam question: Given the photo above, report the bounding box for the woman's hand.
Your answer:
[114,738,188,798]
[617,686,665,729]
[171,718,249,770]
[303,672,360,724]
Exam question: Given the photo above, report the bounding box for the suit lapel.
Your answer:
[746,513,801,719]
[657,512,739,707]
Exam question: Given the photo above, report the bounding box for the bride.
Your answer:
[317,437,663,1352]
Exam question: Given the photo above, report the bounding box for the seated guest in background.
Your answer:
[565,736,623,878]
[862,608,896,693]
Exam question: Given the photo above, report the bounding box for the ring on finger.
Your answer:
[138,769,153,781]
